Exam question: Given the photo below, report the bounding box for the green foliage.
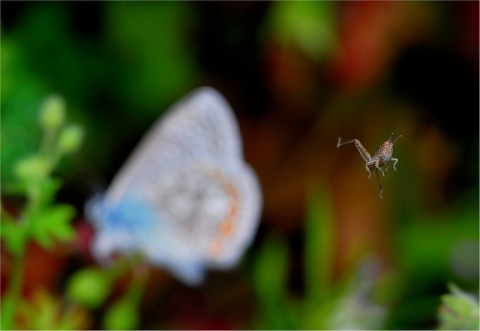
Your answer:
[66,268,115,309]
[1,95,83,330]
[252,237,291,329]
[437,284,480,330]
[262,1,338,61]
[4,95,83,252]
[1,37,51,182]
[1,92,147,330]
[397,199,479,282]
[325,262,387,329]
[28,204,76,249]
[252,186,387,329]
[102,271,147,330]
[14,155,52,182]
[18,289,91,330]
[1,217,28,256]
[304,185,334,309]
[2,2,205,178]
[104,297,140,331]
[104,1,200,115]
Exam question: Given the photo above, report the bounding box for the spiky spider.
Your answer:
[337,133,402,199]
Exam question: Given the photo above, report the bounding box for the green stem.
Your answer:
[2,183,42,329]
[2,247,26,330]
[40,128,55,157]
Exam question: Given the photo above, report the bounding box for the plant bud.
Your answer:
[39,95,65,130]
[58,124,84,153]
[14,155,50,180]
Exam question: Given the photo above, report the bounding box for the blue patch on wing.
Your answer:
[86,194,208,285]
[87,194,156,238]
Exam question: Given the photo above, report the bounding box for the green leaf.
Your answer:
[18,288,91,330]
[437,283,479,330]
[36,178,63,209]
[56,304,91,330]
[66,268,113,309]
[103,295,140,330]
[324,261,387,330]
[29,204,75,249]
[253,237,289,302]
[1,219,28,256]
[1,295,15,330]
[305,185,333,306]
[14,155,52,182]
[252,237,290,329]
[302,185,335,329]
[102,272,146,330]
[20,288,58,330]
[263,1,338,61]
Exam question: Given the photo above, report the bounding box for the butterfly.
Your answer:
[85,87,262,285]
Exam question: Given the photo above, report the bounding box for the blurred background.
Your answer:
[1,1,478,329]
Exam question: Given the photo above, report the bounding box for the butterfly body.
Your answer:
[86,87,262,285]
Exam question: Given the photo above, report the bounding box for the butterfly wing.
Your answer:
[106,87,243,204]
[87,87,261,285]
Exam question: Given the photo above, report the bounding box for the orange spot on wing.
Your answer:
[208,170,239,258]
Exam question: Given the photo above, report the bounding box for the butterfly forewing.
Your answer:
[107,87,243,204]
